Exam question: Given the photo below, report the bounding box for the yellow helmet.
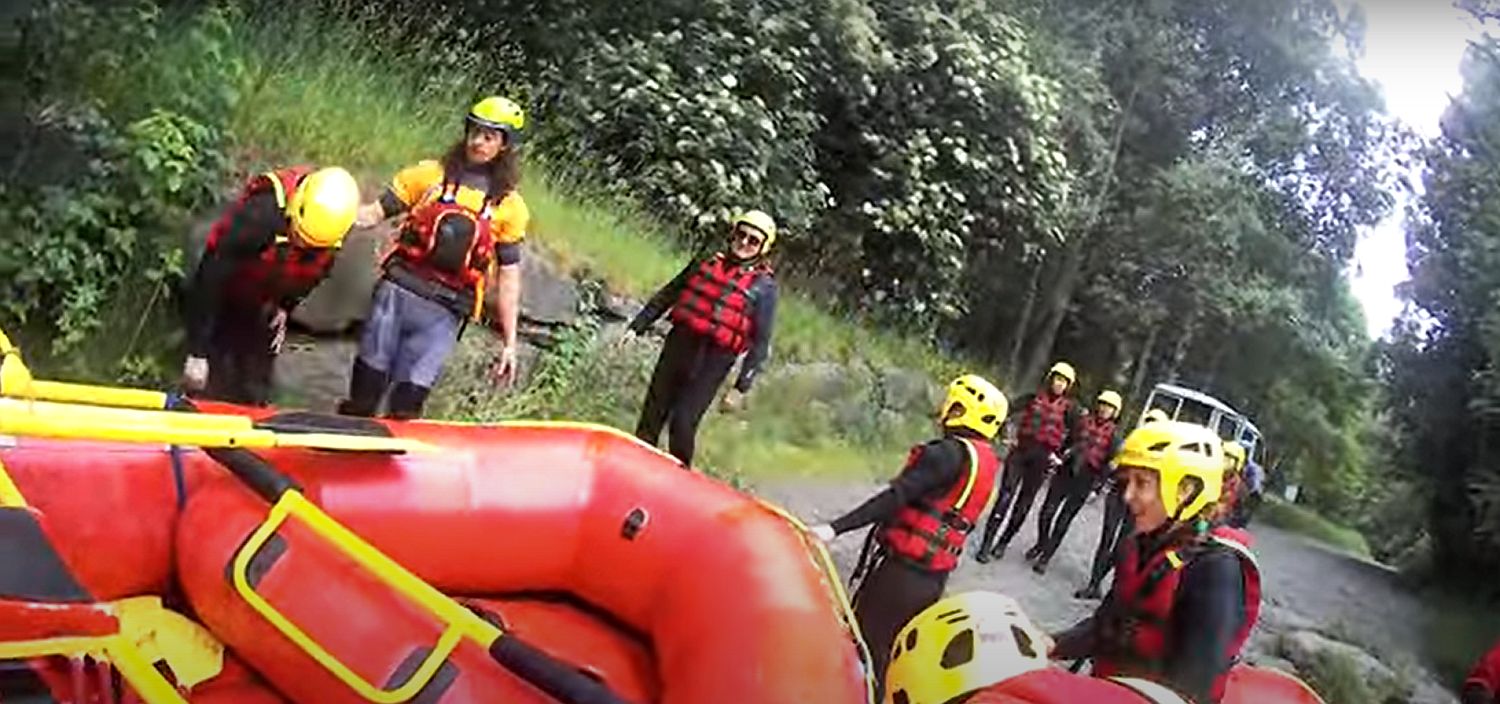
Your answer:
[467,96,526,145]
[1116,421,1224,521]
[732,209,778,257]
[883,591,1049,704]
[941,374,1008,439]
[1223,441,1247,474]
[1047,361,1076,387]
[286,167,359,248]
[1097,389,1123,412]
[1142,408,1170,425]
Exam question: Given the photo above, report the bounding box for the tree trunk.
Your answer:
[1011,79,1139,390]
[1003,264,1044,383]
[1128,323,1160,406]
[1163,307,1199,382]
[1018,234,1089,386]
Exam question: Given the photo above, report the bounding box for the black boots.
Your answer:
[337,359,387,417]
[386,382,431,420]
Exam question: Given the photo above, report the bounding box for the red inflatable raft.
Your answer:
[0,404,871,704]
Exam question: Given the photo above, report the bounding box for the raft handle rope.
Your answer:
[756,499,879,704]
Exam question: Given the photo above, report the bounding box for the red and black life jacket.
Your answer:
[1077,413,1119,474]
[1220,473,1243,519]
[386,182,497,321]
[669,254,769,354]
[1467,638,1500,699]
[1016,392,1073,453]
[205,166,339,306]
[880,437,1000,573]
[1094,525,1262,703]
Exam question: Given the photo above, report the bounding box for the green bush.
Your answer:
[528,0,1070,331]
[2,1,237,379]
[535,6,829,252]
[0,105,222,375]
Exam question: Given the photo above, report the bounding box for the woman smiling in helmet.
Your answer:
[1050,421,1262,704]
[808,375,1007,699]
[627,211,780,466]
[341,96,528,419]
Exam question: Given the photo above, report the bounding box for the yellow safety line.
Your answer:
[755,499,878,704]
[230,491,499,702]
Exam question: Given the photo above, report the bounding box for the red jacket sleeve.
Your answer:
[1469,640,1500,697]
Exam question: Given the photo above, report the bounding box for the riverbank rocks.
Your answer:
[1281,629,1412,703]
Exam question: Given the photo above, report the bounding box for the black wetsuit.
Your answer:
[829,434,975,702]
[186,192,331,405]
[630,258,777,466]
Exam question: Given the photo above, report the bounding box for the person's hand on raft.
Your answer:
[809,524,837,542]
[720,388,746,413]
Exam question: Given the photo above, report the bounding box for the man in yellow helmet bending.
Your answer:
[181,165,358,405]
[807,375,1007,700]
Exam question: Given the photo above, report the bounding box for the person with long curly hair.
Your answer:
[340,96,528,419]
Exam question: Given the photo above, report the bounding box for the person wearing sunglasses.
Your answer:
[627,211,780,467]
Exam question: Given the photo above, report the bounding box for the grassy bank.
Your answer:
[1258,498,1374,559]
[57,1,959,480]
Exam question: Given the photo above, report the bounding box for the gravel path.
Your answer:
[749,476,1458,703]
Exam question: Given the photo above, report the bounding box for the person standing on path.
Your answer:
[806,375,1007,701]
[1073,407,1168,599]
[181,165,359,405]
[1028,389,1124,575]
[975,361,1081,563]
[339,96,529,420]
[627,211,778,467]
[1050,420,1262,704]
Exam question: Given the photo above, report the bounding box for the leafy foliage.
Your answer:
[1384,35,1500,588]
[2,1,233,377]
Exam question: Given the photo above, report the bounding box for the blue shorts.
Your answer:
[356,279,462,387]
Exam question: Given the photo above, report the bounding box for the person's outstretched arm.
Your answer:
[827,439,965,535]
[629,261,696,333]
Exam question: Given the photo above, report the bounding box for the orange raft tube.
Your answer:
[0,408,871,704]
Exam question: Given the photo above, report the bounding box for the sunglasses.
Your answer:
[733,226,767,246]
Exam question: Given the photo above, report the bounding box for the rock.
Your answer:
[1280,630,1409,701]
[1246,655,1301,676]
[770,362,874,403]
[291,225,385,333]
[878,366,940,414]
[517,251,580,326]
[597,291,641,322]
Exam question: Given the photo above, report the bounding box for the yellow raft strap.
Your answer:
[756,499,878,704]
[0,457,26,508]
[231,490,500,703]
[0,398,435,454]
[952,438,982,511]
